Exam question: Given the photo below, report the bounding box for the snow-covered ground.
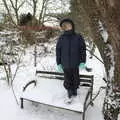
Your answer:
[0,82,105,120]
[0,37,106,120]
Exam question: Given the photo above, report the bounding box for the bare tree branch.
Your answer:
[26,0,33,7]
[2,0,16,25]
[2,0,26,25]
[39,0,49,25]
[9,0,15,9]
[18,0,26,10]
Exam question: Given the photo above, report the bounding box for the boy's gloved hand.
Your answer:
[79,63,86,69]
[57,64,63,72]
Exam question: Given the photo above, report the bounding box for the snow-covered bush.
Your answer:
[0,30,25,85]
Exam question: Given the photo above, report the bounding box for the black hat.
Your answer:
[60,18,75,31]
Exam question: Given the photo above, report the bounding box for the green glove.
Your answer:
[79,63,86,69]
[57,64,63,72]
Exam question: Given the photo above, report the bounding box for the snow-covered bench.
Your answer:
[20,71,94,120]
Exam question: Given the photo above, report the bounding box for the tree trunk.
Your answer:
[32,0,37,25]
[70,0,120,119]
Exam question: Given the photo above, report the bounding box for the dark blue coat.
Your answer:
[56,30,86,68]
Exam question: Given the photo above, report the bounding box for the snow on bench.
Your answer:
[20,71,94,120]
[21,77,90,112]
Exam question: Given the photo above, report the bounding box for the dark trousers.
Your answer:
[63,68,80,90]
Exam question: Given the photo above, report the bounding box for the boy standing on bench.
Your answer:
[56,18,86,99]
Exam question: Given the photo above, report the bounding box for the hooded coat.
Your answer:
[56,19,86,69]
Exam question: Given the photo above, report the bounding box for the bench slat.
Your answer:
[37,75,93,84]
[36,70,93,79]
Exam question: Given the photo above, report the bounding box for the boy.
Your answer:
[56,18,86,99]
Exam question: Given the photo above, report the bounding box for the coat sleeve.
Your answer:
[79,35,86,63]
[56,37,61,65]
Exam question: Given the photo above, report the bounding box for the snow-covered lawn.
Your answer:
[0,40,106,120]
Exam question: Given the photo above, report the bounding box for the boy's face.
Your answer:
[61,22,72,31]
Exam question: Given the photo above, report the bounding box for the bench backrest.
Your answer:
[36,70,94,88]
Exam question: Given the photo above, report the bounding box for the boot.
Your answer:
[67,89,73,98]
[72,89,77,96]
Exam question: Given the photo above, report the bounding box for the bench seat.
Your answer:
[21,77,90,113]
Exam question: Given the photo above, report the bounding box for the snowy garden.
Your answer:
[0,29,106,120]
[0,0,120,120]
